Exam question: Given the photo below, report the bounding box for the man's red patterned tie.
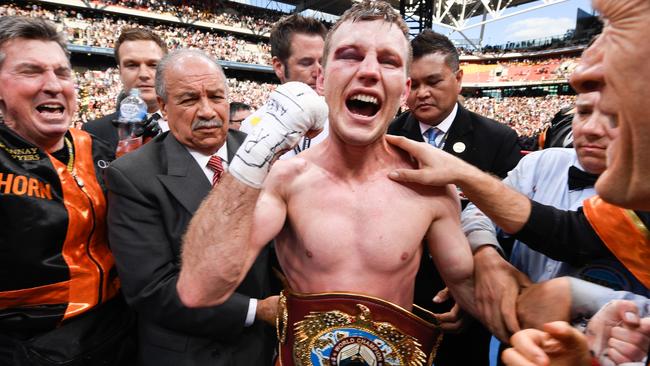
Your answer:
[207,155,224,186]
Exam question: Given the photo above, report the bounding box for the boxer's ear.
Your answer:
[401,78,411,105]
[272,56,286,83]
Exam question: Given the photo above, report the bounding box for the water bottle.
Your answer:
[116,88,147,157]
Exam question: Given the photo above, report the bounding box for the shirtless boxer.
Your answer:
[178,1,476,364]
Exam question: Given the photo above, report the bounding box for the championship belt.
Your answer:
[277,291,443,366]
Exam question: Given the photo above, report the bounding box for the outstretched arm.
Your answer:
[387,135,615,265]
[387,135,531,234]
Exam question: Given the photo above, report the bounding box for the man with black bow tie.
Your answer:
[465,91,623,285]
[454,91,648,322]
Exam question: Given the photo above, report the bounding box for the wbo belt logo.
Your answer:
[327,333,385,366]
[293,304,427,366]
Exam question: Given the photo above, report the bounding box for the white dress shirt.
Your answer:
[186,141,230,182]
[418,103,458,149]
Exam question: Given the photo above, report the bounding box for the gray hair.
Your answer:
[155,49,227,102]
[0,16,69,69]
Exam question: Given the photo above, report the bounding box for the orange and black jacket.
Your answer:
[515,198,649,292]
[0,124,120,333]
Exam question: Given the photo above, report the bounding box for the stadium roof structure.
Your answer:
[274,0,570,46]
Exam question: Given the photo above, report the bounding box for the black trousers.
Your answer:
[415,251,492,366]
[0,296,136,366]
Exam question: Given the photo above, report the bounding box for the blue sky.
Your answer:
[433,0,596,47]
[235,0,596,46]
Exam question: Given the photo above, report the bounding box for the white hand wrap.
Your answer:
[229,82,328,188]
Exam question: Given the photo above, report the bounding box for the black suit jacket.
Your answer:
[388,103,521,178]
[82,111,120,153]
[388,104,522,365]
[106,130,276,366]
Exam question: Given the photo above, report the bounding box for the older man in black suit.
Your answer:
[105,49,277,366]
[388,30,522,366]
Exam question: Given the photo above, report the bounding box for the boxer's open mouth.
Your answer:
[346,93,380,117]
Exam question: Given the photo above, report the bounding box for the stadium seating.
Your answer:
[0,1,584,137]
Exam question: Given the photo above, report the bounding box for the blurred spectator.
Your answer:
[0,3,274,65]
[253,13,329,159]
[463,95,576,137]
[461,57,580,84]
[229,101,252,130]
[227,78,275,109]
[82,27,168,153]
[98,0,287,34]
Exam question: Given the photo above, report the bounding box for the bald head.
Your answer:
[155,49,226,103]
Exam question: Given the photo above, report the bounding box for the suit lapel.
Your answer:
[403,113,426,142]
[225,130,243,163]
[157,134,211,214]
[443,104,473,160]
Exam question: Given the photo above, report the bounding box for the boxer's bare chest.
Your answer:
[282,173,435,273]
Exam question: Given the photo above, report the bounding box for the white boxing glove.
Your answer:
[229,81,328,188]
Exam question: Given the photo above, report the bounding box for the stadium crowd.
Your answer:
[0,3,273,65]
[461,57,580,84]
[97,0,286,34]
[75,67,275,125]
[0,3,580,134]
[464,95,575,137]
[457,26,598,56]
[75,65,568,136]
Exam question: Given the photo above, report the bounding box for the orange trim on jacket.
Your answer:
[584,195,650,289]
[0,281,70,308]
[0,127,119,327]
[50,129,119,320]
